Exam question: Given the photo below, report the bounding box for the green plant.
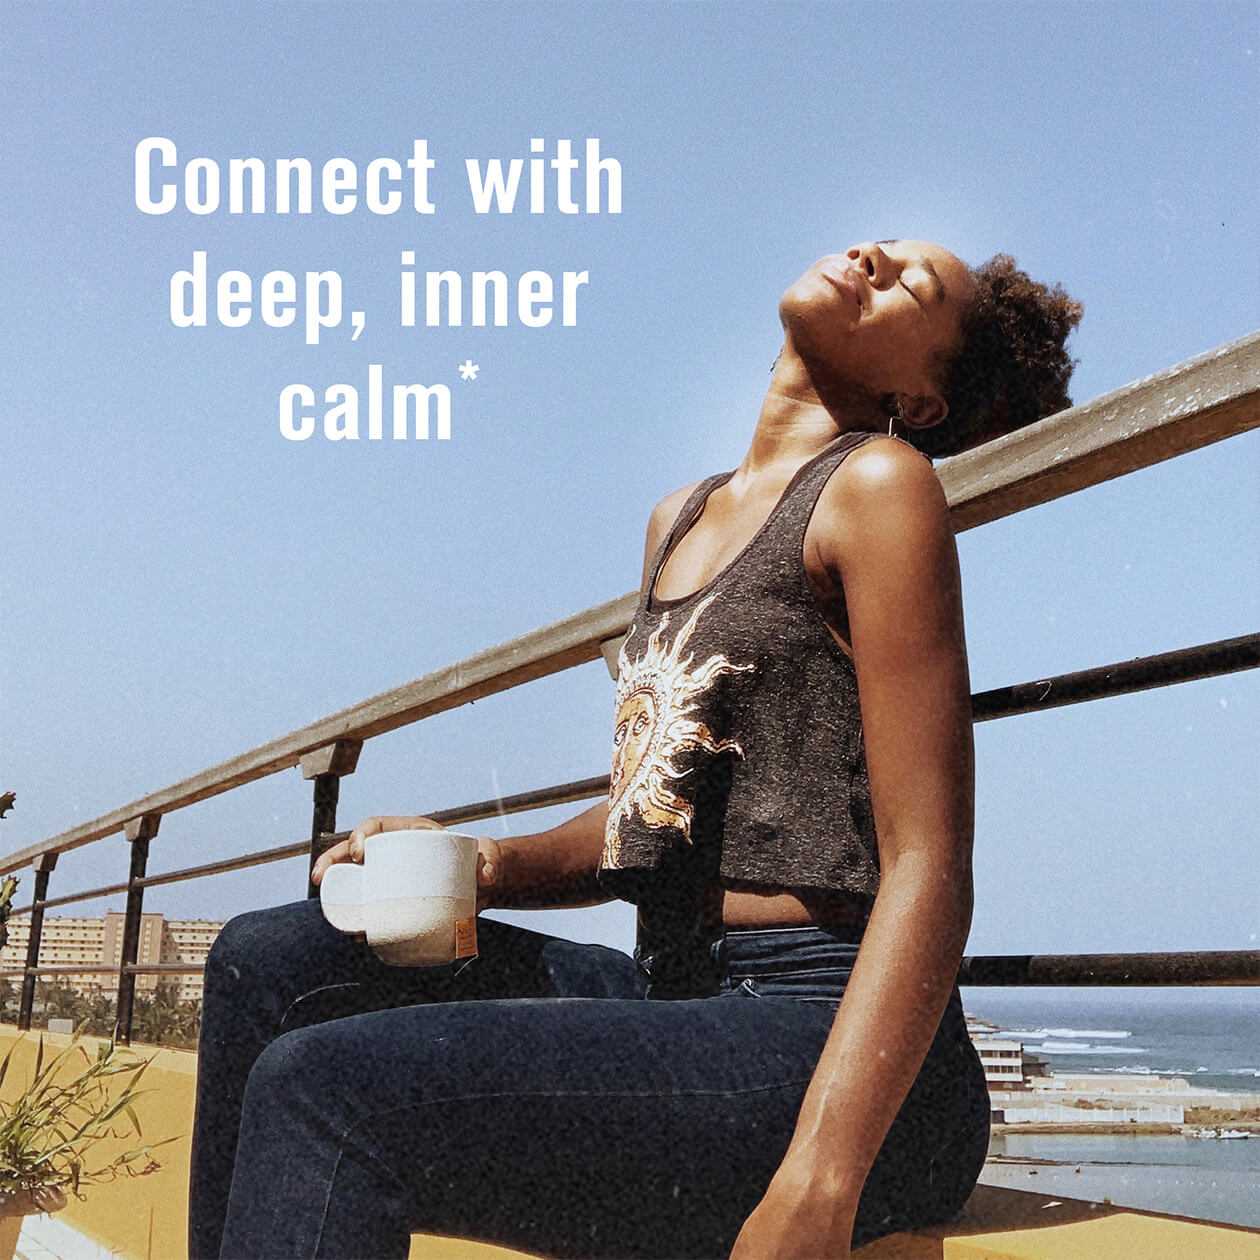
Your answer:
[0,793,170,1200]
[0,1030,171,1197]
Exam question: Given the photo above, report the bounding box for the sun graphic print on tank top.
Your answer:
[602,593,754,873]
[597,432,888,907]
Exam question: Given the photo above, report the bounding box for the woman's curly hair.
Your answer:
[909,254,1084,459]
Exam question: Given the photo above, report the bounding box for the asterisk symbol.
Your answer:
[459,359,479,381]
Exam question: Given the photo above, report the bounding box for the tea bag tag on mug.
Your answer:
[455,914,478,958]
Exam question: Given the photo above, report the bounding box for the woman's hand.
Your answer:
[729,1151,858,1260]
[310,815,504,911]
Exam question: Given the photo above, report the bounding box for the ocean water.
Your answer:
[962,986,1260,1095]
[961,987,1260,1228]
[980,1132,1260,1229]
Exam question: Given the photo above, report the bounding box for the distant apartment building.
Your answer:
[973,1037,1030,1089]
[0,912,224,1002]
[966,1018,1049,1092]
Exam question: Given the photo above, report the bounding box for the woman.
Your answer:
[190,239,1081,1259]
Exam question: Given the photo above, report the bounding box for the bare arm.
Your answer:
[491,800,611,908]
[732,441,974,1258]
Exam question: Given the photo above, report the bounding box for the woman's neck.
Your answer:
[736,343,886,481]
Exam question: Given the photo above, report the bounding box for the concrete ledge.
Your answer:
[858,1185,1260,1259]
[408,1185,1260,1260]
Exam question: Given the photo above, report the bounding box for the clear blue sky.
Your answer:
[3,1,1257,962]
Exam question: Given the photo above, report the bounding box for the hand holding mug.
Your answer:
[312,816,503,911]
[317,816,501,966]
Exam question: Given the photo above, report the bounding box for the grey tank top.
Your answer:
[597,430,882,908]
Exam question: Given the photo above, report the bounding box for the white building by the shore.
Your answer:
[966,1018,1195,1126]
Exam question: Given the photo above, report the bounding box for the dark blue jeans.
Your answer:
[190,900,988,1259]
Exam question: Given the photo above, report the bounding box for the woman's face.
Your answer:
[780,239,976,414]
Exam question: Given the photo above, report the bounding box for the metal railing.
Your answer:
[2,331,1258,1042]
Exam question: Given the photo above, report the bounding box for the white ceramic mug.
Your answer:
[319,829,480,966]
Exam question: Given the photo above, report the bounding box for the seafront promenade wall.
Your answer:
[995,1101,1185,1125]
[988,1070,1260,1132]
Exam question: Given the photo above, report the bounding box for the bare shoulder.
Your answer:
[824,436,947,523]
[650,480,703,522]
[834,436,943,504]
[640,480,704,582]
[645,480,703,548]
[811,437,952,573]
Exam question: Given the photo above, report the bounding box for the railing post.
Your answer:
[116,813,159,1046]
[300,740,362,898]
[17,852,58,1031]
[599,634,626,680]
